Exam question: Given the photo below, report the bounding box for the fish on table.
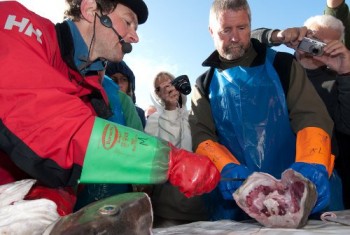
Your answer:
[45,192,153,235]
[233,169,317,228]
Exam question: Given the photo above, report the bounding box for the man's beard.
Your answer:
[221,43,246,60]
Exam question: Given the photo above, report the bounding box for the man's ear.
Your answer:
[209,26,214,38]
[80,0,98,23]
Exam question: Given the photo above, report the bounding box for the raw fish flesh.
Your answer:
[233,169,317,228]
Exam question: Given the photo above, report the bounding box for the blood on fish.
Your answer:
[233,169,317,228]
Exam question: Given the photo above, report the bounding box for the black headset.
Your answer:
[97,14,132,54]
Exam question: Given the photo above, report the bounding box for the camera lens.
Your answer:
[310,45,323,56]
[171,75,191,95]
[312,48,320,55]
[179,83,191,95]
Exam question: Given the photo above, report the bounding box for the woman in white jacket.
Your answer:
[145,72,192,150]
[145,72,208,227]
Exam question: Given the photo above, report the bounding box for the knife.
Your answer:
[220,177,246,182]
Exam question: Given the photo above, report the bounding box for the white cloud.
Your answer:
[17,0,66,23]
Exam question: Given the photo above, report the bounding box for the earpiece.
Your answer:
[99,15,113,28]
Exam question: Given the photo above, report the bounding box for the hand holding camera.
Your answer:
[297,37,350,75]
[156,80,181,111]
[268,27,326,56]
[156,75,191,110]
[268,26,350,74]
[311,40,350,75]
[271,26,308,48]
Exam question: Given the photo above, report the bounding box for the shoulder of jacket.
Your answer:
[272,51,295,96]
[195,68,215,98]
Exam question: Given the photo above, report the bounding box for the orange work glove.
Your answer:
[289,127,335,213]
[295,127,335,176]
[195,139,240,171]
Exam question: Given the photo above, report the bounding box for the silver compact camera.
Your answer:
[297,37,326,56]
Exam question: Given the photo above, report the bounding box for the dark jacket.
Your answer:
[324,0,350,50]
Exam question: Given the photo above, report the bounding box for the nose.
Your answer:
[230,29,240,42]
[128,29,139,43]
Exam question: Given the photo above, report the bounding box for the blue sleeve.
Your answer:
[102,76,126,125]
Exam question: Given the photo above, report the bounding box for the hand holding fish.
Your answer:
[290,162,330,214]
[218,163,252,200]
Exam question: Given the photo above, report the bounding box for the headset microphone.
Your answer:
[97,14,132,54]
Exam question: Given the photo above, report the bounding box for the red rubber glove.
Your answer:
[168,144,220,198]
[25,185,76,216]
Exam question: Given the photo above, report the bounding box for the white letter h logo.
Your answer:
[4,15,43,44]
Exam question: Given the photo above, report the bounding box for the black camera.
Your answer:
[171,75,191,95]
[297,37,326,56]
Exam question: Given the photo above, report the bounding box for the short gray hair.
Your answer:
[210,0,251,25]
[304,15,345,41]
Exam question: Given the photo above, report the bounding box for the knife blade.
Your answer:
[220,177,246,182]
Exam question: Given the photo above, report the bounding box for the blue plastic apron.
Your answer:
[209,49,295,178]
[205,49,295,221]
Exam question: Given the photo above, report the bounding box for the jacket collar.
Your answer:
[202,38,268,69]
[55,20,105,76]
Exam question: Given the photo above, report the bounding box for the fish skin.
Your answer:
[46,192,153,235]
[233,169,317,228]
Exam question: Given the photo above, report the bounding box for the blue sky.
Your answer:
[18,0,348,109]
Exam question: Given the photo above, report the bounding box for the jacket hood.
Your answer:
[105,61,136,103]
